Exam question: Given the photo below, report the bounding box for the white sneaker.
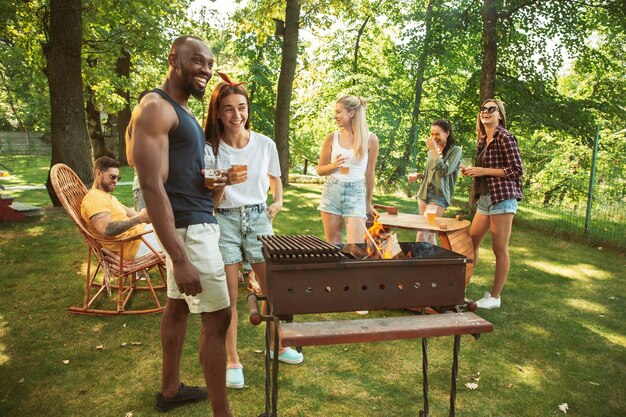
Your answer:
[476,292,501,309]
[355,311,369,315]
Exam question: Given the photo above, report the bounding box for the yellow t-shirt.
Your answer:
[80,189,146,259]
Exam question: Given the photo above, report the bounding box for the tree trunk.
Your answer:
[116,49,131,165]
[43,0,93,205]
[85,58,108,159]
[86,89,109,159]
[394,0,433,179]
[274,0,300,186]
[352,15,371,86]
[480,0,498,103]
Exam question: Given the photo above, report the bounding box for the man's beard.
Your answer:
[189,87,205,100]
[181,67,206,100]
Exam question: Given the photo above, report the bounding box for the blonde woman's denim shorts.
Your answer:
[317,176,366,218]
[476,194,518,215]
[165,223,230,314]
[215,203,273,265]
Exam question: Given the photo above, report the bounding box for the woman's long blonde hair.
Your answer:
[337,95,369,161]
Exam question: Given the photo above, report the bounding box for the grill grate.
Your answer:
[258,235,343,262]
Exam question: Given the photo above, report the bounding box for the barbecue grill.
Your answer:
[249,234,493,417]
[258,234,470,315]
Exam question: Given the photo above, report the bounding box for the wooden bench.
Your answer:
[280,313,492,347]
[0,196,25,221]
[249,295,493,417]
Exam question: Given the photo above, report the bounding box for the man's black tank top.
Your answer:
[151,89,216,228]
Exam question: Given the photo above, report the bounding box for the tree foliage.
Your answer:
[0,0,623,209]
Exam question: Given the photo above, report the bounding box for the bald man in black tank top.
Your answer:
[127,36,233,416]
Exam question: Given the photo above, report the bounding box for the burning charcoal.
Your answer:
[341,244,367,259]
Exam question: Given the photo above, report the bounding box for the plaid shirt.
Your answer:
[473,125,523,204]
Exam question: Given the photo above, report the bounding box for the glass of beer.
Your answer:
[460,158,472,175]
[229,153,248,184]
[339,156,351,175]
[204,156,220,188]
[426,205,438,225]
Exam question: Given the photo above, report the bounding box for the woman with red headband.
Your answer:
[204,73,303,390]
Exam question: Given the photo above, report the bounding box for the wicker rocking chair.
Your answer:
[50,163,167,315]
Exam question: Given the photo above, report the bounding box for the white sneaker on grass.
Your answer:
[476,292,501,309]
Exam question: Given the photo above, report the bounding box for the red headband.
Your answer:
[217,71,244,87]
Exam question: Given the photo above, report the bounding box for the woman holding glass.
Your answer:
[461,99,523,309]
[204,73,302,390]
[408,119,462,244]
[317,95,379,244]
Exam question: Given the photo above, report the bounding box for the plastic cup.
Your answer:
[229,153,248,183]
[460,158,472,175]
[339,157,351,175]
[426,205,437,225]
[204,156,220,188]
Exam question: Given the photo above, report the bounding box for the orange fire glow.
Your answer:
[364,215,394,259]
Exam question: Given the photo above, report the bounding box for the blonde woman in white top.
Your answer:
[317,95,379,244]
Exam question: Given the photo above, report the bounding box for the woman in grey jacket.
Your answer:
[408,119,462,243]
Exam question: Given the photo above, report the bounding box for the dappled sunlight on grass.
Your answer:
[581,323,626,348]
[519,323,551,338]
[24,225,45,237]
[564,298,607,314]
[508,363,545,388]
[0,315,9,366]
[90,323,106,333]
[523,260,612,281]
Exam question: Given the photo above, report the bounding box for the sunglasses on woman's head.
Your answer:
[479,106,498,114]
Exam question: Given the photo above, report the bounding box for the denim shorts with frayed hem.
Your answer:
[215,203,273,265]
[317,176,366,218]
[476,194,518,215]
[425,184,449,209]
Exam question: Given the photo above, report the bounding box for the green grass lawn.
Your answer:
[1,178,625,416]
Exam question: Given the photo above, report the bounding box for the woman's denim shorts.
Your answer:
[317,176,366,218]
[215,203,273,265]
[426,184,449,209]
[476,194,518,215]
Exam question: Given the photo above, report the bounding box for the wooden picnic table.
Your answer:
[376,208,474,287]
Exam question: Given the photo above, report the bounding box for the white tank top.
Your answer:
[329,131,368,181]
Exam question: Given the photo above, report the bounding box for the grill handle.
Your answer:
[247,293,264,326]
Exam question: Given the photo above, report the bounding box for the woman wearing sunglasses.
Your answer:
[461,99,523,309]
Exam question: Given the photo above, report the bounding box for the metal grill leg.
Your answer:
[448,335,461,417]
[419,306,430,417]
[259,314,272,417]
[271,316,281,417]
[419,337,430,417]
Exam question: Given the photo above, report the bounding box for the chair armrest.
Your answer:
[92,227,155,244]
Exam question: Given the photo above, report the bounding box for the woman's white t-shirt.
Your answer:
[329,131,368,181]
[205,131,281,209]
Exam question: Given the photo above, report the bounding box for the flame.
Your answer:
[365,215,393,259]
[367,214,385,239]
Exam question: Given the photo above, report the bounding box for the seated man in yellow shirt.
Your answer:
[81,156,161,259]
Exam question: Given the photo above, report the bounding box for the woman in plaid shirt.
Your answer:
[461,99,523,309]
